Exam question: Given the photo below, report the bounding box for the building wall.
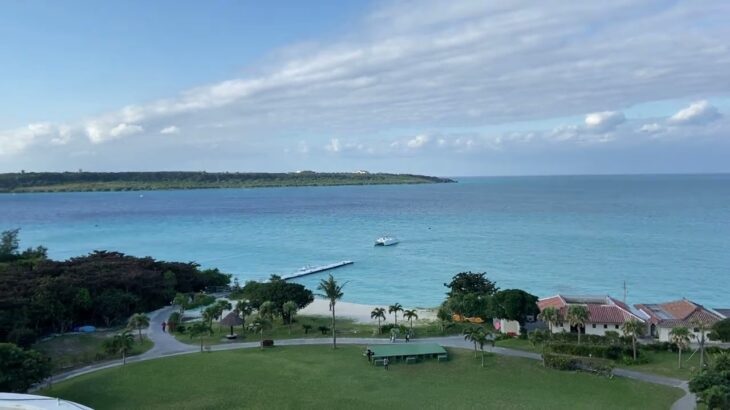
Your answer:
[498,319,521,335]
[548,322,622,336]
[657,326,720,343]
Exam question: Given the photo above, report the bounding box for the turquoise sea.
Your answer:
[1,175,729,308]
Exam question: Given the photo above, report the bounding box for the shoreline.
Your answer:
[299,298,436,324]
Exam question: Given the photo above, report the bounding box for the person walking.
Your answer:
[383,357,389,370]
[161,321,167,333]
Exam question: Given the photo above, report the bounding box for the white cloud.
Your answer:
[2,1,730,171]
[584,111,625,132]
[669,100,721,125]
[406,134,430,148]
[324,138,341,152]
[639,122,663,133]
[109,123,143,138]
[159,125,180,135]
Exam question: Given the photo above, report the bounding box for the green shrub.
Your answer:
[546,342,631,360]
[543,352,613,377]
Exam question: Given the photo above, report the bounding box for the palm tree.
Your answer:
[403,309,419,331]
[189,322,213,352]
[258,301,275,322]
[669,326,693,369]
[436,305,452,334]
[622,318,644,360]
[691,319,711,369]
[371,307,386,334]
[282,301,298,334]
[463,326,484,358]
[202,306,216,327]
[127,313,150,342]
[566,305,590,344]
[235,299,253,331]
[108,330,135,364]
[217,300,232,318]
[172,293,189,317]
[247,315,272,350]
[473,332,489,367]
[317,274,345,349]
[538,307,560,333]
[389,303,404,325]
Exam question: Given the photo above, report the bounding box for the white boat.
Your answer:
[374,236,399,246]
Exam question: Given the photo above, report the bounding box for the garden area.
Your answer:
[42,345,682,410]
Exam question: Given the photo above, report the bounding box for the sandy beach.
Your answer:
[299,298,436,324]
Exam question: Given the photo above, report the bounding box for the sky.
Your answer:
[1,0,729,176]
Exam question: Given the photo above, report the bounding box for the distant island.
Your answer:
[0,171,455,193]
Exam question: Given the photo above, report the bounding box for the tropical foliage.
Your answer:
[566,305,590,345]
[0,342,52,392]
[317,275,345,348]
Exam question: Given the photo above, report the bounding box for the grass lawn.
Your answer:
[174,315,474,346]
[619,349,705,380]
[33,332,153,374]
[495,338,540,353]
[43,346,682,409]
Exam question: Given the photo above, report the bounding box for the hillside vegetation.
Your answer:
[0,171,454,193]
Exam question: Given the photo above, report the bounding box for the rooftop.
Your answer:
[634,299,723,327]
[537,294,643,324]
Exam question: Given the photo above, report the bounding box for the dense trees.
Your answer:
[0,171,454,193]
[689,353,730,409]
[491,289,540,330]
[0,235,230,346]
[712,319,730,343]
[444,272,498,319]
[233,276,314,320]
[0,343,52,392]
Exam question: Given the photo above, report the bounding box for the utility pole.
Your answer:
[623,280,628,304]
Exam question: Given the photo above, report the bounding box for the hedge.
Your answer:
[543,353,614,377]
[546,342,634,360]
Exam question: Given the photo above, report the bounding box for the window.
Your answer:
[694,328,700,332]
[615,325,619,329]
[604,324,608,329]
[592,324,596,328]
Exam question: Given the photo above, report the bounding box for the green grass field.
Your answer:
[34,332,153,374]
[175,315,471,346]
[43,345,682,409]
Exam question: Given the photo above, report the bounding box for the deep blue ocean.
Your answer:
[1,175,728,308]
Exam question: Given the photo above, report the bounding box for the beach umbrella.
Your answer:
[220,311,244,336]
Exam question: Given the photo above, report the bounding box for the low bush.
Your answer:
[546,342,633,360]
[621,356,650,365]
[381,324,408,334]
[543,352,614,377]
[261,339,274,348]
[317,326,330,335]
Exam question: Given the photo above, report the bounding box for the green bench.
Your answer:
[405,356,418,364]
[437,354,448,362]
[373,359,385,366]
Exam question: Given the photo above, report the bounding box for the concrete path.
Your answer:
[44,311,696,409]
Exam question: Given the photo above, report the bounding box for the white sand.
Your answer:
[299,298,436,324]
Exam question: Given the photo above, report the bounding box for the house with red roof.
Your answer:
[634,299,724,342]
[537,294,644,336]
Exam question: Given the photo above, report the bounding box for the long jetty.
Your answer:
[281,260,354,281]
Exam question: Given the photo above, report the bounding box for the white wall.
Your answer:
[658,326,720,343]
[548,322,622,336]
[498,319,521,335]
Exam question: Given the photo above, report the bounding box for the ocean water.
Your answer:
[1,174,729,308]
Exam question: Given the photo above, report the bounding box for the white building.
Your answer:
[537,294,644,336]
[0,393,93,410]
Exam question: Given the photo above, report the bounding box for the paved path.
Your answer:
[44,311,695,409]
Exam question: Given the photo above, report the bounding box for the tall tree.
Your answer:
[711,318,730,342]
[403,309,419,331]
[258,301,275,322]
[0,228,20,259]
[189,322,213,352]
[127,313,150,342]
[491,289,539,330]
[436,304,453,334]
[621,318,644,360]
[247,315,271,350]
[389,303,404,325]
[317,274,345,349]
[463,326,484,358]
[444,272,499,298]
[538,306,560,333]
[105,330,135,364]
[172,293,189,317]
[692,319,711,369]
[235,299,253,331]
[282,301,298,334]
[566,305,590,344]
[669,326,693,369]
[371,307,386,334]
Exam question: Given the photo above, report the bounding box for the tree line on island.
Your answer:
[0,171,455,193]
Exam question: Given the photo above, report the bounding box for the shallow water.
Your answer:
[2,174,729,308]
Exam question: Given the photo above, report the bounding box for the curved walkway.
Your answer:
[45,308,695,410]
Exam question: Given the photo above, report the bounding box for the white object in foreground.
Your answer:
[374,236,399,246]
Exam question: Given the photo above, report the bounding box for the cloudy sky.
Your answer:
[1,0,729,176]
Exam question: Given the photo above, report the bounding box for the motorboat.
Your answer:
[374,236,399,246]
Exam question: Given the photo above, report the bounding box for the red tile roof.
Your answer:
[537,294,642,324]
[634,299,722,328]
